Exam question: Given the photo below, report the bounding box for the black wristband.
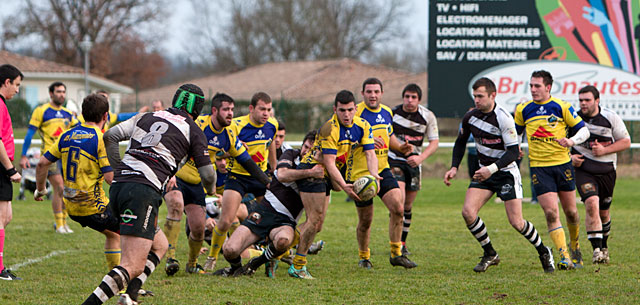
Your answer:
[6,167,18,177]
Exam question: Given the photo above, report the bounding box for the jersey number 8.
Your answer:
[141,122,169,147]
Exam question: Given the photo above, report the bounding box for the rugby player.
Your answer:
[163,93,268,275]
[214,131,322,278]
[203,92,275,271]
[0,64,23,280]
[275,119,293,160]
[571,86,630,264]
[444,78,555,273]
[83,84,215,305]
[21,82,77,233]
[389,83,439,256]
[291,90,380,279]
[35,94,119,269]
[346,78,416,269]
[76,89,149,132]
[514,70,590,269]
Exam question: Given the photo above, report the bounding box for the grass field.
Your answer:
[0,177,639,304]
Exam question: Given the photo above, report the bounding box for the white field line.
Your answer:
[9,250,72,271]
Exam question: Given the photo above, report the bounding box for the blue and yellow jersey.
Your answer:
[176,114,250,184]
[44,124,112,216]
[29,103,77,153]
[355,102,394,171]
[514,96,585,167]
[227,115,278,176]
[301,114,374,171]
[216,169,227,195]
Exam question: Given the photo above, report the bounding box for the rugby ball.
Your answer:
[353,175,378,201]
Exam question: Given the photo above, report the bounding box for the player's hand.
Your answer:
[34,188,48,201]
[591,139,607,156]
[166,176,177,191]
[407,155,422,168]
[205,217,216,231]
[555,137,574,147]
[399,140,414,156]
[309,165,325,178]
[9,172,21,183]
[373,136,385,149]
[518,147,524,159]
[138,106,150,112]
[343,184,361,201]
[20,156,30,169]
[443,167,457,186]
[472,167,492,182]
[571,154,584,167]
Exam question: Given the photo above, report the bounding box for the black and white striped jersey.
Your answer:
[460,104,519,171]
[111,108,211,192]
[572,106,630,172]
[389,104,439,161]
[264,148,304,222]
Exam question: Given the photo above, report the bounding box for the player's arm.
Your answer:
[189,126,216,195]
[267,136,277,173]
[322,153,359,200]
[277,150,324,183]
[35,145,61,200]
[361,122,381,180]
[389,134,413,156]
[20,125,38,169]
[0,138,20,183]
[592,114,631,156]
[557,105,589,147]
[410,111,440,167]
[103,113,142,167]
[444,118,471,186]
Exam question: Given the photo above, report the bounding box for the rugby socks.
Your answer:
[83,266,130,305]
[248,242,285,270]
[126,252,159,302]
[104,248,121,269]
[62,208,69,227]
[519,220,546,255]
[163,218,181,260]
[567,221,580,250]
[229,221,240,236]
[401,209,412,244]
[207,226,227,259]
[187,235,203,267]
[293,253,307,269]
[358,248,371,260]
[54,212,64,230]
[467,217,496,256]
[602,219,611,248]
[390,241,402,257]
[549,226,570,260]
[227,256,242,272]
[587,230,603,251]
[0,229,5,271]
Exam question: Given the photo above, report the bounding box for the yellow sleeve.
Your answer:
[109,111,118,125]
[47,136,62,160]
[514,104,524,127]
[319,122,339,154]
[228,129,248,157]
[361,120,374,146]
[97,137,111,171]
[562,103,583,128]
[29,105,44,128]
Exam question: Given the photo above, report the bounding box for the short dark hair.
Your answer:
[578,85,600,100]
[362,77,383,92]
[531,70,553,87]
[402,84,422,100]
[251,92,271,107]
[303,130,317,144]
[49,81,66,93]
[334,90,355,107]
[81,93,109,123]
[211,93,234,110]
[0,64,23,86]
[277,119,286,131]
[472,77,497,95]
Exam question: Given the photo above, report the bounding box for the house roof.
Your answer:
[0,50,133,93]
[130,58,427,108]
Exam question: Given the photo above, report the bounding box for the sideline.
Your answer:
[9,250,73,271]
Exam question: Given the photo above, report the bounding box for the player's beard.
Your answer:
[216,114,230,127]
[52,98,64,106]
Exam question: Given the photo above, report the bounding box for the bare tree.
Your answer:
[4,0,167,88]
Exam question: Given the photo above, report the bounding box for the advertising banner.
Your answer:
[429,0,640,120]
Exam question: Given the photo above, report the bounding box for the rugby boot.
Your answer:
[538,246,555,273]
[473,253,500,272]
[390,255,417,269]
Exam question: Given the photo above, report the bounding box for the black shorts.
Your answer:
[224,172,267,198]
[351,168,399,208]
[109,182,162,240]
[69,208,120,233]
[0,166,12,201]
[575,167,616,210]
[469,167,523,201]
[390,160,421,191]
[530,162,576,196]
[164,177,206,206]
[296,163,328,194]
[242,200,296,240]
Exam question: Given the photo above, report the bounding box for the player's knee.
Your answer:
[543,209,558,223]
[222,243,240,259]
[461,209,476,224]
[274,236,291,251]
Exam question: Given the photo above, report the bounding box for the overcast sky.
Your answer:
[2,0,428,59]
